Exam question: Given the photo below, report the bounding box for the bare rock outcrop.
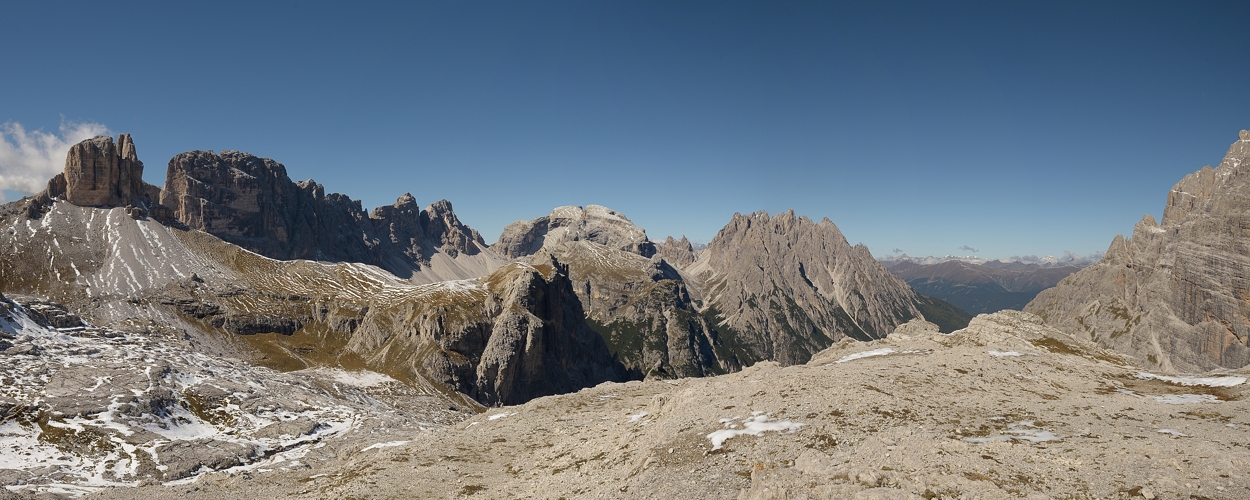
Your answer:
[528,240,739,379]
[687,210,926,364]
[34,134,168,221]
[656,235,697,268]
[59,134,150,207]
[160,149,499,280]
[494,205,656,259]
[1027,130,1250,371]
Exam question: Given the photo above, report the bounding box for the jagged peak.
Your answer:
[426,198,455,216]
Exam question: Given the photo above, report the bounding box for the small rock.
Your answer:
[3,344,35,356]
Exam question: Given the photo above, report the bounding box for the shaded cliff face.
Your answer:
[527,240,750,380]
[1027,130,1250,372]
[0,201,621,408]
[160,150,502,281]
[494,205,657,259]
[687,211,924,365]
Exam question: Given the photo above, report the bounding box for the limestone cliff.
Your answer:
[33,134,167,220]
[160,149,502,281]
[1027,130,1250,371]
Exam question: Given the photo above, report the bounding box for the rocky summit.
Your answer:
[1028,130,1250,372]
[686,210,941,364]
[494,205,656,259]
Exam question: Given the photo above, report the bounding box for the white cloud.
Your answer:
[0,120,111,203]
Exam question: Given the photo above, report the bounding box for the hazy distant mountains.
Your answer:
[883,259,1084,314]
[879,252,1103,268]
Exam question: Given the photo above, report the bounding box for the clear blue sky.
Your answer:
[2,1,1247,260]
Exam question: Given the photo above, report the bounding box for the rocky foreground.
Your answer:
[68,311,1250,500]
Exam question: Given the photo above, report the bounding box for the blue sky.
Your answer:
[2,1,1247,260]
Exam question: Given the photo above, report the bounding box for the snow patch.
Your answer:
[707,413,804,451]
[830,347,932,364]
[361,440,410,452]
[1151,394,1220,405]
[309,368,400,388]
[1135,372,1246,387]
[834,348,895,364]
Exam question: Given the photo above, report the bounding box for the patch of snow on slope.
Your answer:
[707,412,804,450]
[0,297,432,497]
[833,348,896,364]
[1152,394,1221,404]
[1136,372,1246,387]
[361,440,410,452]
[310,368,401,388]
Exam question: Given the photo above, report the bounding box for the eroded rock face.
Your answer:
[495,205,656,259]
[345,257,626,406]
[687,210,924,364]
[58,134,151,207]
[656,235,697,268]
[1027,130,1250,372]
[525,240,740,380]
[36,134,167,222]
[160,149,497,280]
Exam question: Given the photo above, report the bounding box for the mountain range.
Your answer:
[3,130,1250,498]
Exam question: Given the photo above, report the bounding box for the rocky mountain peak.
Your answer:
[690,209,923,365]
[50,134,156,209]
[495,204,656,259]
[1162,130,1250,226]
[1028,129,1250,371]
[656,235,697,268]
[395,192,417,207]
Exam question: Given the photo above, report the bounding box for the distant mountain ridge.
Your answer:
[886,259,1084,314]
[880,252,1103,268]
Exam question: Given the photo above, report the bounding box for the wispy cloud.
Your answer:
[892,248,903,254]
[0,120,110,203]
[959,245,979,253]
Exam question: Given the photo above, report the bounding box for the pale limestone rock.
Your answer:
[1027,130,1250,371]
